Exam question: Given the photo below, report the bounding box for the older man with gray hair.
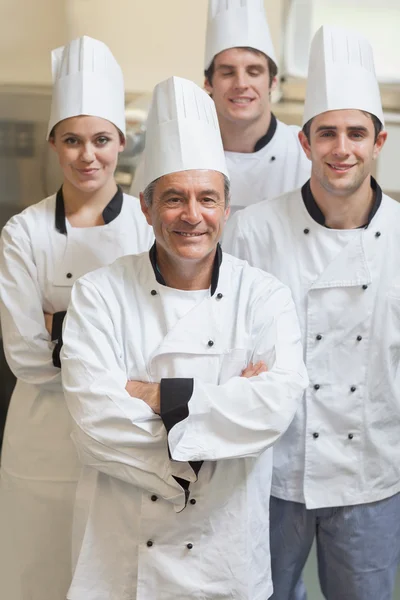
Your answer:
[61,75,307,600]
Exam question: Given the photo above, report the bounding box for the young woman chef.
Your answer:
[0,35,153,600]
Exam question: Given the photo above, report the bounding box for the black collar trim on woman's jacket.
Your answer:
[55,186,123,234]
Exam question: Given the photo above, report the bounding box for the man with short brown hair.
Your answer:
[203,0,310,214]
[225,25,400,599]
[130,1,310,213]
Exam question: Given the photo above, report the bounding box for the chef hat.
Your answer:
[143,76,229,189]
[204,0,277,72]
[47,35,126,139]
[302,25,384,126]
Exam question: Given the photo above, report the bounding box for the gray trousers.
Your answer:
[270,493,400,600]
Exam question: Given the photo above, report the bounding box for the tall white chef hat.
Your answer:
[302,25,384,127]
[204,0,277,72]
[47,35,126,139]
[143,76,229,190]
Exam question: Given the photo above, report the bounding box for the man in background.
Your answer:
[131,0,310,215]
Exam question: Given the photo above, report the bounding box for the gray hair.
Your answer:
[143,173,231,208]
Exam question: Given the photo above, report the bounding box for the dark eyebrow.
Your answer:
[315,126,337,133]
[347,126,369,132]
[315,125,369,133]
[215,64,236,71]
[60,130,113,138]
[160,188,221,200]
[215,63,264,71]
[200,189,221,199]
[160,188,186,200]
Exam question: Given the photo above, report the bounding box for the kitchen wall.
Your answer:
[0,0,67,85]
[0,0,283,91]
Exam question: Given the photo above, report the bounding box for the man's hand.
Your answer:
[241,361,268,378]
[124,361,266,414]
[44,313,53,336]
[125,381,161,414]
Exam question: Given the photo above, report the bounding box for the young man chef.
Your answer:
[203,0,310,214]
[224,25,400,600]
[131,0,310,215]
[60,75,308,600]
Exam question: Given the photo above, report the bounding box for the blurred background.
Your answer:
[0,2,399,595]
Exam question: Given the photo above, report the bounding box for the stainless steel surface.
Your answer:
[0,85,54,226]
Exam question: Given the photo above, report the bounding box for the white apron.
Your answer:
[0,192,153,600]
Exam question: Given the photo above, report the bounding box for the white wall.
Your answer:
[0,0,67,85]
[0,0,284,92]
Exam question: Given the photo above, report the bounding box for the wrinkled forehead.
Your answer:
[155,169,225,194]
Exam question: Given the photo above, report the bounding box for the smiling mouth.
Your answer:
[327,163,356,173]
[174,231,206,237]
[229,98,254,105]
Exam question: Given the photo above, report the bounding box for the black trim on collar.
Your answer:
[301,177,382,229]
[55,186,123,235]
[253,113,277,153]
[149,243,223,296]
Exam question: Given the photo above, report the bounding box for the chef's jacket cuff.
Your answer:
[51,311,66,368]
[51,311,67,341]
[161,379,203,487]
[160,378,194,432]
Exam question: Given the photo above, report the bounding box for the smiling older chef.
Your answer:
[60,75,308,600]
[131,0,310,214]
[0,36,152,600]
[224,25,400,600]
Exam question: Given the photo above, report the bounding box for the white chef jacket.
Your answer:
[130,118,311,215]
[224,119,310,215]
[61,248,308,600]
[0,190,153,600]
[224,184,400,509]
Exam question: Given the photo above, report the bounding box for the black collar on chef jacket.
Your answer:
[149,241,223,296]
[253,113,278,152]
[301,177,382,229]
[55,185,123,234]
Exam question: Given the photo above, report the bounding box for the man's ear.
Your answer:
[139,192,152,226]
[373,129,387,160]
[224,204,231,224]
[269,75,278,94]
[298,130,312,161]
[204,77,213,96]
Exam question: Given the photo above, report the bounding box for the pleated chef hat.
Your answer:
[143,76,229,189]
[302,25,384,127]
[204,0,277,71]
[47,35,126,139]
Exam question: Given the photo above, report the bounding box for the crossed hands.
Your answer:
[125,360,268,415]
